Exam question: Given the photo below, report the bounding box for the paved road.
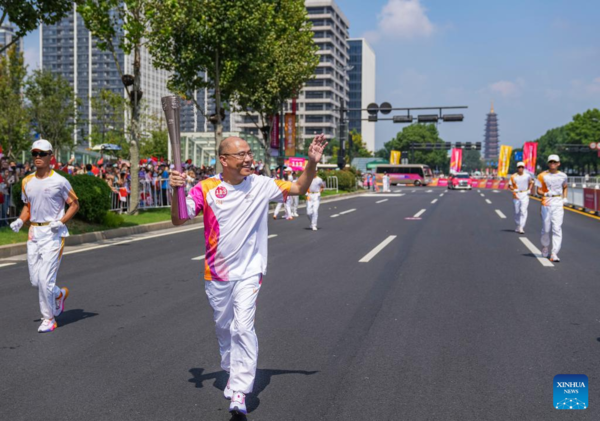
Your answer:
[1,187,599,420]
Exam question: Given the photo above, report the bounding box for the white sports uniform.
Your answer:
[306,177,325,229]
[537,171,568,255]
[382,174,390,192]
[274,174,294,219]
[508,172,533,230]
[289,176,299,216]
[22,171,77,320]
[186,174,291,393]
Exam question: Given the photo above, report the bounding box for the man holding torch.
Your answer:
[168,132,326,415]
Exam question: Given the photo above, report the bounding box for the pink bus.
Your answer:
[375,164,433,187]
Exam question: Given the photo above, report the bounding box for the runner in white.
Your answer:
[306,175,325,231]
[290,171,299,217]
[273,168,294,220]
[10,140,79,333]
[536,154,568,262]
[382,173,391,192]
[169,134,327,415]
[508,162,534,234]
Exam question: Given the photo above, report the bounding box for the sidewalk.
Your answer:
[0,190,367,259]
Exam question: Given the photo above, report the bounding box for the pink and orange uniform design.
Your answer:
[186,174,291,281]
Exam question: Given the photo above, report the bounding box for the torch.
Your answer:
[161,95,189,220]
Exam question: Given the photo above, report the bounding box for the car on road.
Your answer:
[448,172,472,190]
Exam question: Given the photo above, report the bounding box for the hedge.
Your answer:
[12,171,112,224]
[317,169,357,191]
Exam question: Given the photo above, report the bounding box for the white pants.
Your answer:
[541,205,564,255]
[306,194,321,228]
[205,274,262,394]
[290,196,299,215]
[513,193,529,229]
[27,228,65,320]
[274,201,292,219]
[383,179,390,192]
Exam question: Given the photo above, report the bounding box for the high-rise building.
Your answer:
[0,21,24,55]
[483,102,499,160]
[347,38,375,153]
[40,4,172,146]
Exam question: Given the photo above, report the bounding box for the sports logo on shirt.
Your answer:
[215,186,228,199]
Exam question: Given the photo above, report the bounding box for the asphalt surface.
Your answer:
[1,187,600,420]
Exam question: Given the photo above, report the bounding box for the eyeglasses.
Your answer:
[222,150,254,160]
[31,151,51,158]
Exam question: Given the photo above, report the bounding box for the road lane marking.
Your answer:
[361,194,404,197]
[192,234,278,260]
[460,191,466,193]
[0,263,16,268]
[359,235,397,263]
[495,210,507,219]
[339,208,356,215]
[394,189,403,193]
[426,190,433,193]
[480,193,485,197]
[519,238,554,267]
[439,193,444,197]
[477,190,481,193]
[376,199,389,204]
[485,199,492,204]
[414,209,426,218]
[431,199,438,204]
[411,190,416,193]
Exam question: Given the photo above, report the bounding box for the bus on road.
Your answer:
[374,164,433,187]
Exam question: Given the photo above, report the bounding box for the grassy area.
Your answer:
[0,208,172,247]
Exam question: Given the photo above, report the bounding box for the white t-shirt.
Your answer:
[537,171,568,206]
[186,174,291,281]
[308,177,325,195]
[509,172,533,198]
[21,170,78,238]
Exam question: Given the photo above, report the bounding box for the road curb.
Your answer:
[0,190,368,259]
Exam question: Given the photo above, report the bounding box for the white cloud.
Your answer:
[488,80,524,98]
[363,0,435,42]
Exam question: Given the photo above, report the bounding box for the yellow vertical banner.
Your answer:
[390,150,401,165]
[498,145,513,177]
[284,113,296,157]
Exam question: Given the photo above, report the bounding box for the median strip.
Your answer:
[359,235,397,263]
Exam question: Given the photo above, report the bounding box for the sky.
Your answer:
[21,0,600,151]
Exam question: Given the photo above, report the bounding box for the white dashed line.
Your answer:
[480,193,485,197]
[359,235,397,263]
[411,190,416,193]
[413,209,426,218]
[0,263,16,268]
[519,237,555,267]
[426,190,433,193]
[431,199,438,204]
[485,199,492,204]
[339,209,356,215]
[495,210,507,219]
[439,193,444,197]
[376,199,389,204]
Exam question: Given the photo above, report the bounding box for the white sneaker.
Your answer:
[293,213,299,217]
[54,287,69,317]
[518,228,525,234]
[550,253,560,262]
[38,318,57,333]
[224,379,233,400]
[229,392,247,415]
[312,226,317,231]
[541,247,550,258]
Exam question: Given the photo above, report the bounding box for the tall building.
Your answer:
[0,21,24,55]
[180,84,237,134]
[347,38,375,153]
[40,4,172,146]
[483,102,499,160]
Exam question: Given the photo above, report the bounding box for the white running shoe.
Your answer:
[229,392,247,415]
[293,213,299,217]
[312,226,317,231]
[518,228,525,234]
[541,247,549,258]
[224,379,233,400]
[38,318,57,333]
[54,287,69,317]
[550,254,560,262]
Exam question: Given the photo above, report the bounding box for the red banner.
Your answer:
[523,142,538,174]
[284,113,296,157]
[584,188,596,210]
[450,148,463,173]
[596,190,600,212]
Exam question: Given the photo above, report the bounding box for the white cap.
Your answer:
[284,167,293,172]
[547,154,560,163]
[517,161,525,167]
[31,139,53,152]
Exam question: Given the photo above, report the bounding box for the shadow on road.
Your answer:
[57,309,99,327]
[188,367,319,417]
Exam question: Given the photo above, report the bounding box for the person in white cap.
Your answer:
[10,139,79,332]
[306,174,325,230]
[273,168,294,220]
[536,154,568,262]
[508,162,534,234]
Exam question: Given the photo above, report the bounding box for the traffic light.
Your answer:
[442,114,464,122]
[393,115,413,123]
[417,114,439,123]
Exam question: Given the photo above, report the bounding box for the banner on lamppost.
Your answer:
[390,150,401,165]
[450,148,463,173]
[497,145,513,177]
[523,142,538,173]
[270,114,280,149]
[284,113,296,157]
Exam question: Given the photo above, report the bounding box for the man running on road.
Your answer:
[536,154,568,262]
[169,134,327,415]
[10,139,79,333]
[306,174,325,231]
[508,161,534,234]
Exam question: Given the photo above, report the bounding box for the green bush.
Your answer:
[12,171,112,224]
[102,211,124,228]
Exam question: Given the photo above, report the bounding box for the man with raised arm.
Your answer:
[169,134,327,415]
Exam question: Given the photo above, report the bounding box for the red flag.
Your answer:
[91,165,99,175]
[97,158,104,165]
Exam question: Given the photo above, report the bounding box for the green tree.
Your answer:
[461,150,482,173]
[564,109,600,174]
[0,1,77,54]
[25,69,79,157]
[79,0,150,213]
[0,44,29,160]
[348,130,373,163]
[90,89,127,150]
[139,114,168,159]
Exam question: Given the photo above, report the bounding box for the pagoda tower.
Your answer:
[483,101,499,160]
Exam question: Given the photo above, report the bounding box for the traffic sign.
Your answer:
[379,102,392,115]
[367,103,379,115]
[590,142,597,150]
